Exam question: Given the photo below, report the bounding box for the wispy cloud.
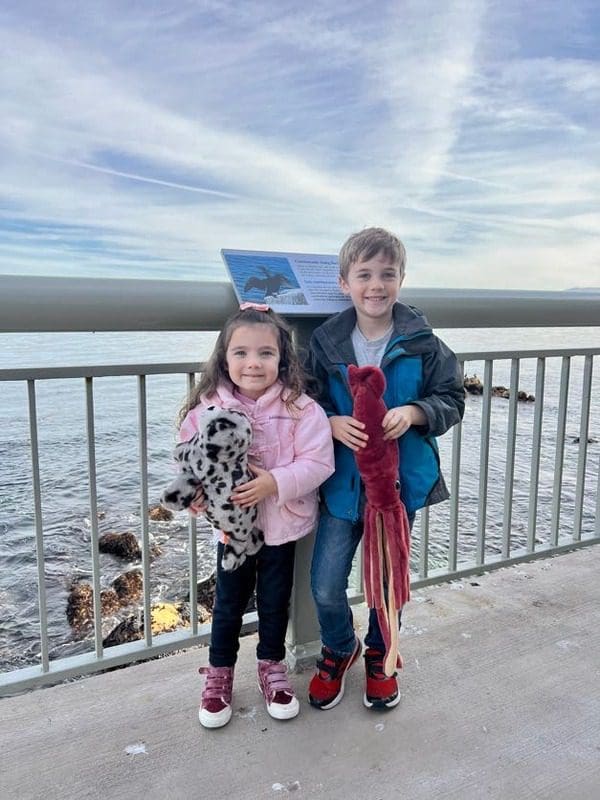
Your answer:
[27,151,244,199]
[0,1,598,288]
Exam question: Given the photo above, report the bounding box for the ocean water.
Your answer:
[1,327,599,671]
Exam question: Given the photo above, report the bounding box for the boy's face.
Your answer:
[339,253,404,330]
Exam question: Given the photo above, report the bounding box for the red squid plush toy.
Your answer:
[348,364,411,677]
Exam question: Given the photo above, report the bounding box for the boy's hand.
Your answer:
[330,415,369,451]
[382,404,426,440]
[189,486,208,515]
[230,464,277,508]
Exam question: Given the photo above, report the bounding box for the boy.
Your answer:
[308,227,464,711]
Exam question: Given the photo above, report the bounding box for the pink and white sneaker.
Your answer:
[257,660,300,720]
[198,665,234,728]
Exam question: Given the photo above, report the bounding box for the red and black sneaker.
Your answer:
[363,648,401,709]
[308,638,361,710]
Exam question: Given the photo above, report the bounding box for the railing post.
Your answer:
[285,318,322,669]
[595,452,600,539]
[286,531,322,669]
[573,355,593,541]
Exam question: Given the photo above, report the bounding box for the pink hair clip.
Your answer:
[239,301,270,312]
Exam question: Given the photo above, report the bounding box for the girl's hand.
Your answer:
[330,415,369,451]
[230,465,277,508]
[382,405,426,440]
[189,486,208,516]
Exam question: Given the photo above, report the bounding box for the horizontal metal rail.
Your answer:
[410,537,600,590]
[1,274,600,331]
[1,348,599,382]
[0,362,204,381]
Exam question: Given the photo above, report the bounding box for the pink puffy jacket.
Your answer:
[179,381,335,545]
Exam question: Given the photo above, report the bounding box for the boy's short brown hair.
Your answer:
[338,227,406,279]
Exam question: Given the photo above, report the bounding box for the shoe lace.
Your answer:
[199,666,233,700]
[259,661,293,701]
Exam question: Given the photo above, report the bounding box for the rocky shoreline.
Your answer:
[64,506,224,648]
[464,374,535,401]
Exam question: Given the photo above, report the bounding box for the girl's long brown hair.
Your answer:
[178,307,307,426]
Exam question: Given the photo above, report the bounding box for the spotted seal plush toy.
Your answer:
[160,406,264,571]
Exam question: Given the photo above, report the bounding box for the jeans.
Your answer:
[310,505,414,657]
[210,540,296,667]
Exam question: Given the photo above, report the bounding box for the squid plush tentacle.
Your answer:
[348,364,412,677]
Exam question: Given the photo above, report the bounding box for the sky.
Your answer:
[1,0,599,290]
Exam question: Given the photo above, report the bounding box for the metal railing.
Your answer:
[410,348,600,586]
[2,275,600,331]
[1,276,599,694]
[1,346,599,694]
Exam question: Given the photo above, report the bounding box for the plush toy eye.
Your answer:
[217,418,236,430]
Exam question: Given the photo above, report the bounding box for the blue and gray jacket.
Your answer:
[309,303,465,520]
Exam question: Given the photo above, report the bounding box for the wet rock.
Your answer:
[189,571,254,615]
[66,582,94,627]
[491,386,535,401]
[112,570,143,606]
[149,504,173,522]
[150,602,183,635]
[464,374,483,394]
[103,614,143,646]
[179,602,212,625]
[101,589,122,615]
[464,375,534,401]
[150,542,163,559]
[66,583,121,628]
[66,585,93,627]
[103,602,189,646]
[196,572,216,612]
[98,532,141,560]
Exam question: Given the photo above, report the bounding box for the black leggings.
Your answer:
[209,540,296,667]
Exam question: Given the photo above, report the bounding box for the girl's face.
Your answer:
[225,323,281,399]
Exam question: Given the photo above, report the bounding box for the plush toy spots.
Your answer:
[161,406,264,570]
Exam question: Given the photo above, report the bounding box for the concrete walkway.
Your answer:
[2,547,599,800]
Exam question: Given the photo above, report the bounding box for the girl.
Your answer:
[178,302,334,729]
